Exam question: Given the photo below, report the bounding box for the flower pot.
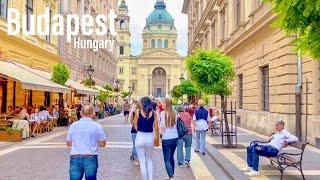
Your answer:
[0,131,23,142]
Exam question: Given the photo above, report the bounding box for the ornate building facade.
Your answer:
[0,0,67,111]
[117,0,185,98]
[183,0,320,145]
[60,0,118,86]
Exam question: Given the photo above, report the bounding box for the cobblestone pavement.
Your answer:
[0,115,198,180]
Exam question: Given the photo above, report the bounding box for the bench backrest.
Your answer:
[289,141,308,151]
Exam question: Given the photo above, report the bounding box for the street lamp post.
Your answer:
[86,64,95,80]
[128,86,132,102]
[179,73,185,82]
[114,79,120,92]
[86,65,94,103]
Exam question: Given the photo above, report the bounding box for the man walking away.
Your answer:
[67,103,107,180]
[123,100,131,123]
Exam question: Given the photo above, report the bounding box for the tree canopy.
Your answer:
[186,49,235,96]
[170,80,198,98]
[268,0,320,59]
[103,84,113,91]
[52,64,70,86]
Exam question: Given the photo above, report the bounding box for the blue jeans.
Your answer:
[131,133,137,158]
[177,134,192,165]
[69,155,98,180]
[195,130,207,153]
[162,138,178,178]
[247,144,278,171]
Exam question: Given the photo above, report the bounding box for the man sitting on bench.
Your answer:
[243,119,298,176]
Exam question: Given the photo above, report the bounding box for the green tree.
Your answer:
[178,80,198,96]
[170,86,183,98]
[82,79,96,87]
[170,80,198,102]
[121,91,132,98]
[96,91,111,110]
[103,84,113,91]
[267,0,320,59]
[186,49,236,147]
[52,64,70,85]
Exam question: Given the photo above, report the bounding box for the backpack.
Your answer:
[177,117,188,138]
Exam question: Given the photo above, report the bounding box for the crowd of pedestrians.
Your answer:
[66,97,217,180]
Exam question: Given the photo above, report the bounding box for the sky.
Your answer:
[119,0,188,56]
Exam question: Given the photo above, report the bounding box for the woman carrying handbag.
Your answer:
[159,98,179,179]
[133,97,160,180]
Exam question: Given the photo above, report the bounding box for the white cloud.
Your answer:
[121,0,188,56]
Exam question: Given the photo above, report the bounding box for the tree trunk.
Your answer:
[221,95,232,148]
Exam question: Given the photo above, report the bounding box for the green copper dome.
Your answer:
[146,0,174,26]
[119,0,128,10]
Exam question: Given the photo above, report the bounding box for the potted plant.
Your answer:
[0,127,23,142]
[96,91,111,119]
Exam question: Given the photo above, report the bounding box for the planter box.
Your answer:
[0,131,22,142]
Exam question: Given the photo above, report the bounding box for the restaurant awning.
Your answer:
[94,85,110,93]
[66,80,99,95]
[0,61,70,93]
[13,62,99,96]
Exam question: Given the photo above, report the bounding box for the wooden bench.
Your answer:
[251,141,308,180]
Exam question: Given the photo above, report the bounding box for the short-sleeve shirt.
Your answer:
[123,103,131,111]
[66,117,106,155]
[193,113,210,131]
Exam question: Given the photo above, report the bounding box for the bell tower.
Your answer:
[116,0,131,57]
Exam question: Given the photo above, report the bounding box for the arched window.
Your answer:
[152,39,156,48]
[119,46,124,55]
[144,40,148,48]
[173,40,176,48]
[120,19,125,29]
[164,39,168,48]
[158,39,162,48]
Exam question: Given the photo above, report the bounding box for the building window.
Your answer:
[120,19,125,29]
[236,0,241,27]
[261,66,269,111]
[238,74,243,109]
[46,8,52,42]
[0,0,8,18]
[158,39,162,48]
[211,24,216,48]
[119,46,124,55]
[164,39,168,48]
[131,82,136,92]
[152,39,155,48]
[221,7,226,40]
[119,67,124,74]
[26,0,33,31]
[131,68,136,75]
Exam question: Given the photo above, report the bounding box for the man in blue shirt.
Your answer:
[67,103,106,180]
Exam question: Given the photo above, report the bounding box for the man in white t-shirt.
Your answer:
[67,103,106,180]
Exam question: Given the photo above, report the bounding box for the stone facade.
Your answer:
[0,0,61,110]
[182,0,320,145]
[116,0,185,98]
[60,0,118,86]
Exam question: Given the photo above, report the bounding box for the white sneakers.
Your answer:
[245,170,260,177]
[241,167,252,172]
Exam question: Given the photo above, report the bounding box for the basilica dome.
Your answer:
[146,0,174,26]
